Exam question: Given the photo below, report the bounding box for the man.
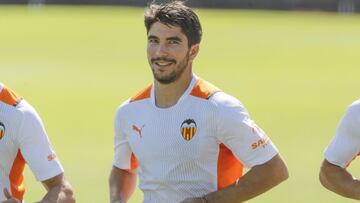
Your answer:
[109,2,288,203]
[320,100,360,200]
[0,82,75,203]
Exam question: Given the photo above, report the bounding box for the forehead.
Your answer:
[148,22,187,40]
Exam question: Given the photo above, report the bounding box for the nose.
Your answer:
[154,44,168,57]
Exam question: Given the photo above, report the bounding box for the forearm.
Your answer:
[320,159,360,200]
[109,179,128,203]
[204,155,288,203]
[39,182,75,203]
[109,167,137,203]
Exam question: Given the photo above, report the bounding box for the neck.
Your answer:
[154,67,193,108]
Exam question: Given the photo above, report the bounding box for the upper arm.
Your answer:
[320,159,341,179]
[324,103,360,168]
[113,107,138,170]
[110,166,137,181]
[212,92,279,168]
[109,166,137,188]
[252,154,287,176]
[17,102,63,181]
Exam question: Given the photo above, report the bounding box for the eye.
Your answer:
[169,40,180,44]
[148,38,158,44]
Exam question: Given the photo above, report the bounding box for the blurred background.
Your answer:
[1,0,360,13]
[1,0,360,202]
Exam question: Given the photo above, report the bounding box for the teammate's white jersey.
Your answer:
[113,75,279,203]
[324,100,360,168]
[0,83,64,201]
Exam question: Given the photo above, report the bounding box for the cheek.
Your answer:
[147,44,153,54]
[170,47,188,60]
[147,46,156,60]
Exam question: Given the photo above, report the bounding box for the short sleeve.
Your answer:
[113,105,138,170]
[212,92,279,168]
[17,101,64,181]
[324,101,360,168]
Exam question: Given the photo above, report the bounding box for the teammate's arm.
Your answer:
[1,173,74,203]
[2,188,21,203]
[320,102,360,200]
[16,104,73,203]
[319,159,360,200]
[36,173,75,203]
[109,166,137,203]
[182,154,288,203]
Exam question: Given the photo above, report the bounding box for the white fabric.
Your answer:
[324,100,360,168]
[113,76,279,203]
[0,94,63,201]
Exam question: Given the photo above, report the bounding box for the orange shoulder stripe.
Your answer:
[190,79,220,100]
[9,150,26,200]
[130,85,152,103]
[0,85,21,106]
[217,144,243,189]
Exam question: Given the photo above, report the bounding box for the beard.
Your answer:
[150,52,190,84]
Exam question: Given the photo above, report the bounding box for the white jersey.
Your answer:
[0,83,64,201]
[113,76,279,203]
[324,100,360,168]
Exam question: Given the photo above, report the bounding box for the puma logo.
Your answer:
[132,124,145,138]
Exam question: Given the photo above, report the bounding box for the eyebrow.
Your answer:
[166,37,182,42]
[147,35,182,42]
[148,35,159,40]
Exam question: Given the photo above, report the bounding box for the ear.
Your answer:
[189,44,200,61]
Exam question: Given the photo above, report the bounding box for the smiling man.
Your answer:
[0,82,75,203]
[109,2,288,203]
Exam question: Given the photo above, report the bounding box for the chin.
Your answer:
[155,75,178,84]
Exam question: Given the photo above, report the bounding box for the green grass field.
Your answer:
[1,5,360,202]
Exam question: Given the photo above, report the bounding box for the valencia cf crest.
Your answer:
[0,122,5,140]
[180,119,197,141]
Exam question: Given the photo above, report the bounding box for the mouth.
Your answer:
[154,61,174,67]
[152,58,176,68]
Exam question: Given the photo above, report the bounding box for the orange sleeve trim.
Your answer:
[0,85,21,106]
[9,150,26,200]
[217,144,243,190]
[130,85,152,103]
[190,79,220,100]
[130,153,138,170]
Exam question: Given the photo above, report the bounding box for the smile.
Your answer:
[154,60,174,67]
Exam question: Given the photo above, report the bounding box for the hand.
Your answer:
[1,188,21,203]
[180,197,207,203]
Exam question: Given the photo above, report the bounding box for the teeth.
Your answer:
[155,61,172,66]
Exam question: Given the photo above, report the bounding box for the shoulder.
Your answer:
[16,100,43,127]
[346,99,360,117]
[209,91,248,115]
[115,84,152,118]
[129,84,152,103]
[342,100,360,124]
[189,78,220,100]
[210,91,244,107]
[190,78,248,115]
[0,84,23,107]
[341,100,360,132]
[119,84,152,107]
